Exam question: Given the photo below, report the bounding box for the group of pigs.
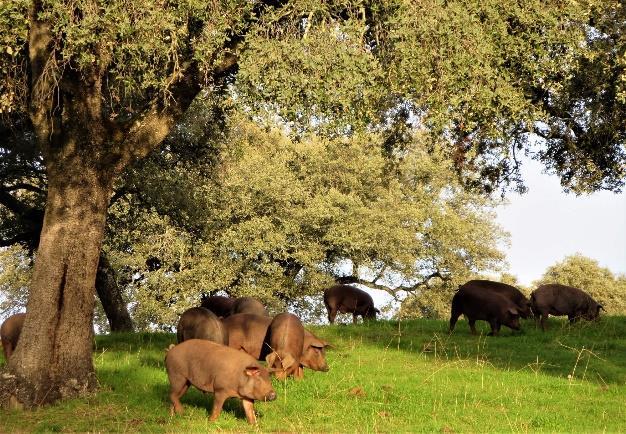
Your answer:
[448,280,605,336]
[166,295,330,424]
[0,282,605,425]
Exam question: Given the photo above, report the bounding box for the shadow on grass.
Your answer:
[316,316,626,385]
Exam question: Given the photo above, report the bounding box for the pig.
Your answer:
[176,307,228,345]
[200,295,235,318]
[530,283,604,331]
[1,313,25,360]
[460,279,532,318]
[222,313,272,359]
[449,286,521,336]
[324,284,379,324]
[301,329,330,373]
[222,313,330,375]
[264,313,305,380]
[231,297,268,316]
[165,339,276,424]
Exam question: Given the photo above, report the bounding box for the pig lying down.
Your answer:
[165,339,276,424]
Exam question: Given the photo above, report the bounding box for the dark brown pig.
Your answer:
[200,295,235,318]
[324,284,379,324]
[165,339,276,424]
[300,329,330,373]
[222,313,272,359]
[264,313,305,380]
[1,313,25,360]
[460,279,532,318]
[176,307,228,345]
[530,283,604,331]
[449,286,521,336]
[231,297,268,316]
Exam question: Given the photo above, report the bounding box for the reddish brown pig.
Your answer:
[449,286,521,336]
[324,284,379,324]
[264,313,305,380]
[460,279,532,318]
[222,313,272,359]
[165,339,276,424]
[301,329,330,373]
[177,307,228,345]
[531,283,604,331]
[231,297,268,316]
[1,313,25,360]
[200,295,235,318]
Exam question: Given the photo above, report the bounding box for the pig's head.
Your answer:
[504,307,521,330]
[519,301,533,319]
[301,337,330,372]
[363,306,379,321]
[239,365,277,402]
[584,303,604,321]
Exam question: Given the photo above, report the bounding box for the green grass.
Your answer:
[2,316,626,432]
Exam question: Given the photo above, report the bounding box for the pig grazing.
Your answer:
[1,312,25,360]
[301,329,330,373]
[231,297,268,316]
[265,313,305,380]
[460,279,532,318]
[530,283,603,331]
[165,339,276,424]
[177,307,228,345]
[449,286,521,336]
[200,295,235,318]
[324,284,379,324]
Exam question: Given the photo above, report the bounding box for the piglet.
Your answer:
[165,339,276,424]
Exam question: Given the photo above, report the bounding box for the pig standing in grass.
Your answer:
[1,312,25,360]
[323,284,379,324]
[530,283,604,331]
[449,286,521,336]
[176,307,228,345]
[231,297,268,316]
[265,313,305,379]
[165,339,276,424]
[459,279,532,318]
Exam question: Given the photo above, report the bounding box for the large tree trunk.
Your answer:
[96,253,134,332]
[1,158,114,407]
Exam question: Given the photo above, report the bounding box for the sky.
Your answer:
[495,158,626,286]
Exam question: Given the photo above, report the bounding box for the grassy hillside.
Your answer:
[1,316,625,432]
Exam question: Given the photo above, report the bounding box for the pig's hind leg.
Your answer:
[168,374,190,415]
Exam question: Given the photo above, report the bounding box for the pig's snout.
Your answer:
[265,391,277,401]
[321,364,329,372]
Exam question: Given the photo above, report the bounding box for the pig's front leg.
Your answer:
[242,398,257,424]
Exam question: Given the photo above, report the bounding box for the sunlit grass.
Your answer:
[2,316,625,432]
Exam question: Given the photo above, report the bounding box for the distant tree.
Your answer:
[534,254,626,315]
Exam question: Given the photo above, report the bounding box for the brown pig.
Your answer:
[301,329,330,373]
[264,313,304,380]
[231,297,268,316]
[530,283,604,331]
[1,313,25,360]
[324,284,379,324]
[176,307,228,345]
[449,285,521,336]
[200,295,235,318]
[165,339,277,424]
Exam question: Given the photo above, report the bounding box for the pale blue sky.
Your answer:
[496,158,626,286]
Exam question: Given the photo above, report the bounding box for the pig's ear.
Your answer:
[598,304,605,312]
[244,366,261,377]
[281,353,296,369]
[508,307,519,316]
[265,352,277,368]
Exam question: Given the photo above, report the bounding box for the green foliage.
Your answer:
[2,319,626,431]
[0,245,30,316]
[535,254,626,315]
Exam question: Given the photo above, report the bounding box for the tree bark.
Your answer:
[1,157,114,407]
[96,253,134,332]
